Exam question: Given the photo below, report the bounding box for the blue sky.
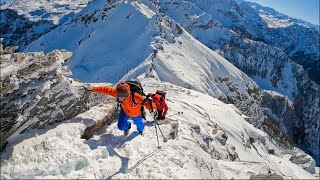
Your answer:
[1,0,319,25]
[245,0,320,25]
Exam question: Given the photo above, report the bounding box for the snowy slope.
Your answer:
[0,79,317,179]
[140,0,320,164]
[26,0,263,125]
[0,0,91,50]
[23,0,319,165]
[1,0,91,25]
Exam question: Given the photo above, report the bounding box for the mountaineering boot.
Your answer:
[124,123,131,136]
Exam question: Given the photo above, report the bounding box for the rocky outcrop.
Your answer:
[261,91,299,144]
[220,37,320,164]
[0,42,95,151]
[250,173,283,180]
[289,153,316,174]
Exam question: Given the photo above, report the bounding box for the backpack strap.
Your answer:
[159,96,163,104]
[130,91,137,105]
[141,94,154,112]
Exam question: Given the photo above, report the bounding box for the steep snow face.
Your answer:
[26,0,156,83]
[0,0,91,50]
[158,0,232,50]
[0,80,317,179]
[26,0,263,125]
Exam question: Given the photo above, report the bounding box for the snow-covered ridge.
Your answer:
[0,79,317,179]
[244,1,320,30]
[26,0,263,126]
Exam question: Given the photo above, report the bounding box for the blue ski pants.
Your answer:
[118,109,144,133]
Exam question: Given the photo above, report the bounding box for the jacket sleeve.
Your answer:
[135,93,156,111]
[91,86,116,97]
[161,100,168,117]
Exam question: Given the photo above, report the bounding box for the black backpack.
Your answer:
[125,80,146,105]
[125,80,148,119]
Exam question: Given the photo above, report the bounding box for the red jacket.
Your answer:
[149,93,168,117]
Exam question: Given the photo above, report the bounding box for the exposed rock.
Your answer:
[260,89,319,163]
[169,121,179,139]
[227,145,239,161]
[289,153,316,174]
[250,173,283,180]
[0,38,3,54]
[191,124,201,133]
[81,102,118,140]
[268,149,275,155]
[0,42,100,151]
[3,45,19,53]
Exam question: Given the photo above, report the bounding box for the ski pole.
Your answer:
[154,116,167,142]
[154,120,160,148]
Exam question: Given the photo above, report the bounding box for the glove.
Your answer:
[157,115,165,120]
[150,110,158,118]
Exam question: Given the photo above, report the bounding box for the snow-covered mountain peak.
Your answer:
[243,1,320,30]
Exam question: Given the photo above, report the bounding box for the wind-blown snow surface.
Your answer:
[0,79,317,179]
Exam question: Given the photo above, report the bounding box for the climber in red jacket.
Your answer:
[148,91,168,120]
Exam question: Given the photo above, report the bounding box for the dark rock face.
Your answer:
[261,91,300,140]
[291,53,320,84]
[0,42,92,151]
[289,153,316,174]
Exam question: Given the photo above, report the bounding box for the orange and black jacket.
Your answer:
[91,83,155,117]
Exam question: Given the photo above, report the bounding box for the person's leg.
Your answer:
[118,109,131,131]
[157,110,163,120]
[132,115,144,133]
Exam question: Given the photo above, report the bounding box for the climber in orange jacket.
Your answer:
[90,82,156,135]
